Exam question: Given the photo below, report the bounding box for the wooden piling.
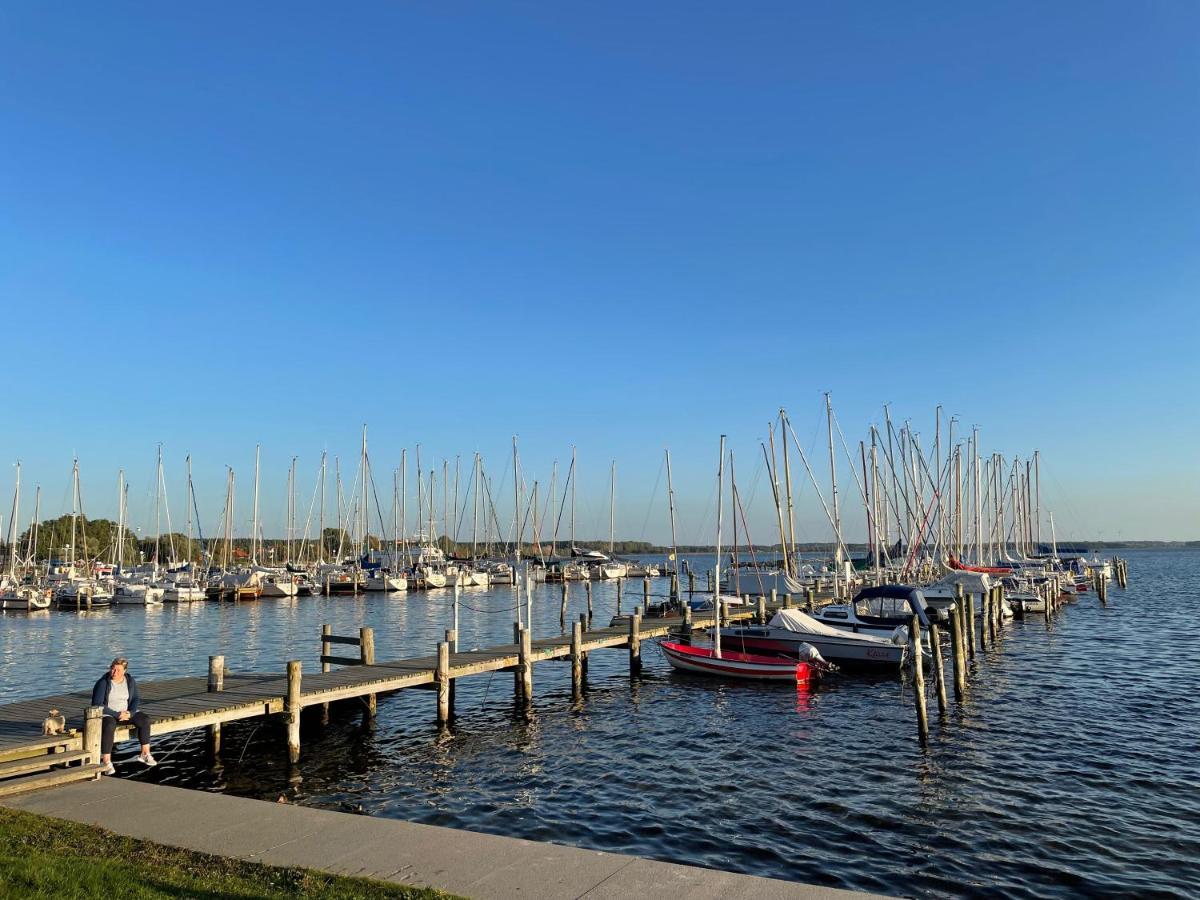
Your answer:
[445,628,457,715]
[643,576,650,607]
[979,590,990,650]
[585,580,593,624]
[770,588,778,610]
[928,622,947,716]
[806,587,815,613]
[948,605,966,701]
[783,592,792,609]
[959,585,976,660]
[513,622,522,695]
[911,614,928,743]
[757,596,767,624]
[359,627,376,716]
[436,641,450,724]
[286,660,301,763]
[83,705,103,769]
[207,655,224,755]
[570,620,583,698]
[518,628,533,701]
[560,580,568,628]
[629,612,642,676]
[682,601,693,631]
[688,571,695,594]
[578,613,589,678]
[616,578,623,614]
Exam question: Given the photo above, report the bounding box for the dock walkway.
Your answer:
[0,602,792,794]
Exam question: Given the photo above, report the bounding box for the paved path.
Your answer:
[3,779,880,899]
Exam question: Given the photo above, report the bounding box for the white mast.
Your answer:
[361,425,369,559]
[713,435,726,660]
[665,449,679,575]
[512,435,522,629]
[401,449,410,566]
[69,458,78,570]
[6,462,19,579]
[1034,450,1042,551]
[973,429,982,566]
[25,485,40,567]
[609,460,616,558]
[570,445,577,551]
[825,393,843,596]
[251,444,261,566]
[186,455,194,564]
[319,451,327,564]
[115,468,123,570]
[154,444,163,567]
[471,452,479,562]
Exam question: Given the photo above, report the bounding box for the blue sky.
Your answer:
[1,2,1196,543]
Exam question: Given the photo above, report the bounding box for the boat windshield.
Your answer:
[855,595,911,619]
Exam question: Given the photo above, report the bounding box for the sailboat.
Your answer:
[660,437,813,684]
[0,465,50,610]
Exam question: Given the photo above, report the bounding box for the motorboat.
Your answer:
[921,571,1012,621]
[364,569,407,592]
[112,581,165,605]
[0,582,51,611]
[53,579,113,609]
[719,608,907,670]
[810,585,931,638]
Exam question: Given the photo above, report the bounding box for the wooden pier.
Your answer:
[0,603,774,796]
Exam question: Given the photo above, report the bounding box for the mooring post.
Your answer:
[578,612,590,678]
[928,622,947,716]
[783,592,792,609]
[629,612,642,676]
[757,595,767,625]
[519,627,533,702]
[286,660,301,764]
[560,580,568,628]
[585,580,593,624]
[949,605,966,701]
[959,585,975,661]
[643,576,650,608]
[207,655,224,755]
[320,624,331,721]
[571,620,583,698]
[770,588,778,610]
[513,622,523,695]
[436,641,451,724]
[806,587,815,613]
[688,571,695,594]
[682,600,693,631]
[83,705,103,770]
[911,614,928,744]
[671,572,679,602]
[359,626,376,717]
[979,591,990,651]
[445,628,457,716]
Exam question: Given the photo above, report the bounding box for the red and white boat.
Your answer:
[660,640,812,683]
[947,555,1012,576]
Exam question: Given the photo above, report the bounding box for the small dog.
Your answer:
[42,709,66,735]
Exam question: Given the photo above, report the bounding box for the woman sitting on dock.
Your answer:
[90,657,156,775]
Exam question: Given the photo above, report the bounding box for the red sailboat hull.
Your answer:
[947,555,1012,575]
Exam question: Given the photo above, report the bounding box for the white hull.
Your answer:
[0,590,51,611]
[163,585,206,602]
[113,585,165,605]
[365,573,408,592]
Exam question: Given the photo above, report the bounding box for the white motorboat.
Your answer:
[810,585,931,639]
[364,570,407,592]
[719,608,907,670]
[921,571,1012,621]
[255,568,299,598]
[113,582,165,605]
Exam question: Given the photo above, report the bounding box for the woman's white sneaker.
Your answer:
[101,761,116,776]
[136,752,157,767]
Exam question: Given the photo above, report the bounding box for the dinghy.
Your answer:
[660,640,813,683]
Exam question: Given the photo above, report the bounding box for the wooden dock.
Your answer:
[0,599,784,796]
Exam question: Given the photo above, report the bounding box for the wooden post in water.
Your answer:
[806,587,815,613]
[286,660,301,764]
[688,570,695,594]
[770,588,778,610]
[570,620,583,698]
[959,585,976,661]
[629,612,642,676]
[911,614,928,744]
[719,598,729,630]
[560,580,568,628]
[757,596,767,625]
[979,591,990,651]
[320,624,332,721]
[682,600,693,631]
[83,705,103,769]
[948,605,966,701]
[643,576,650,608]
[436,641,451,724]
[207,655,224,755]
[359,627,376,717]
[616,578,623,615]
[513,622,523,696]
[928,622,947,716]
[519,627,533,702]
[585,580,593,624]
[783,592,792,609]
[578,613,589,678]
[445,628,457,716]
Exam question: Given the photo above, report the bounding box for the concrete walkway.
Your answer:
[3,779,878,899]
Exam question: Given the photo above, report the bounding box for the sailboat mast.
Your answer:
[713,435,726,661]
[442,458,449,554]
[186,456,194,563]
[69,458,78,568]
[870,437,881,576]
[401,449,409,565]
[115,468,123,570]
[26,485,40,567]
[471,453,479,561]
[319,451,327,563]
[767,425,789,576]
[7,462,19,579]
[1034,449,1042,550]
[549,460,558,560]
[512,436,521,629]
[665,449,679,574]
[825,393,842,596]
[251,444,261,566]
[361,425,369,558]
[609,460,615,557]
[780,409,797,570]
[154,444,163,566]
[570,445,576,551]
[453,455,461,550]
[973,429,982,566]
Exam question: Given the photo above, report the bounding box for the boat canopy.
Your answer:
[768,608,896,643]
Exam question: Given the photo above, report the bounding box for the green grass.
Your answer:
[0,806,459,899]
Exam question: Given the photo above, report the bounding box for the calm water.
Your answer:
[2,550,1197,898]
